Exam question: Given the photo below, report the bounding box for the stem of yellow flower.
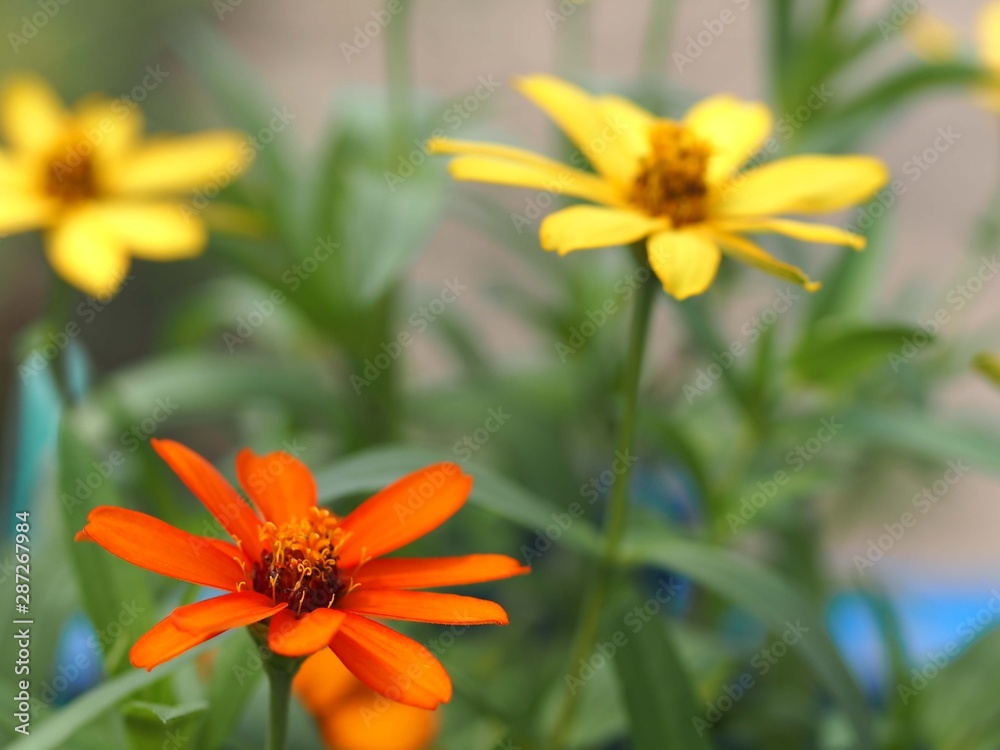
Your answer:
[386,0,414,160]
[547,250,657,750]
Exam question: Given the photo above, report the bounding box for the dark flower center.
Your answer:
[45,141,99,204]
[252,507,349,615]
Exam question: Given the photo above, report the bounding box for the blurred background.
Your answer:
[4,0,1000,748]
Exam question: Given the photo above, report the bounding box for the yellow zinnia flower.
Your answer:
[0,74,253,298]
[430,75,889,300]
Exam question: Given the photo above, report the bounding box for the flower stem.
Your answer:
[548,253,657,750]
[386,0,414,160]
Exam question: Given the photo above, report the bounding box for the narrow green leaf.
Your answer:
[313,445,600,553]
[622,532,875,748]
[792,324,928,384]
[195,631,264,750]
[613,601,712,750]
[6,651,197,750]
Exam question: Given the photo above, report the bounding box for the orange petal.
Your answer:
[330,613,452,710]
[269,608,346,657]
[350,554,529,590]
[81,506,247,591]
[74,529,92,542]
[341,590,508,626]
[171,592,286,634]
[338,464,473,568]
[322,691,440,750]
[130,614,221,671]
[234,448,317,525]
[151,439,264,560]
[294,648,358,713]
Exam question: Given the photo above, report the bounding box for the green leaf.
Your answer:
[839,408,1000,473]
[792,324,928,384]
[195,631,264,750]
[622,532,875,748]
[612,600,712,750]
[58,413,157,676]
[6,651,197,750]
[973,352,1000,389]
[313,445,600,553]
[123,701,207,750]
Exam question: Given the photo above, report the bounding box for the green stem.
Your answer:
[262,652,299,750]
[554,0,591,77]
[386,0,414,159]
[548,254,657,750]
[639,0,678,79]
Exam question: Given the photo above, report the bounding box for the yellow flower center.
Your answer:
[44,139,100,204]
[253,507,350,615]
[630,121,711,226]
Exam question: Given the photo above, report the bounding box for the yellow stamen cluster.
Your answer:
[630,121,711,227]
[253,507,349,615]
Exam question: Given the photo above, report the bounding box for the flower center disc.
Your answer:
[253,508,348,615]
[45,140,99,204]
[630,122,711,227]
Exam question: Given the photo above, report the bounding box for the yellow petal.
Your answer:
[446,155,625,207]
[978,1,1000,72]
[0,149,33,190]
[715,155,889,218]
[713,218,866,250]
[0,191,55,234]
[647,230,721,300]
[45,208,130,298]
[540,205,667,255]
[428,137,570,172]
[91,202,207,259]
[515,75,639,188]
[1,75,66,154]
[684,95,773,184]
[595,94,655,180]
[712,231,821,291]
[906,12,962,64]
[107,131,252,195]
[74,95,144,158]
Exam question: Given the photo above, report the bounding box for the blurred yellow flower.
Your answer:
[295,647,438,750]
[0,74,253,298]
[431,75,888,300]
[906,2,1000,110]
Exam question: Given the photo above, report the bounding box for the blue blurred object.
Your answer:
[827,580,1000,700]
[45,614,105,706]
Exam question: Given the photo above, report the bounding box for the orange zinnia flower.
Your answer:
[76,439,528,709]
[295,648,438,750]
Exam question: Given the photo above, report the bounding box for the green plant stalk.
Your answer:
[639,0,678,79]
[263,654,299,750]
[548,253,657,749]
[554,0,591,77]
[386,0,414,160]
